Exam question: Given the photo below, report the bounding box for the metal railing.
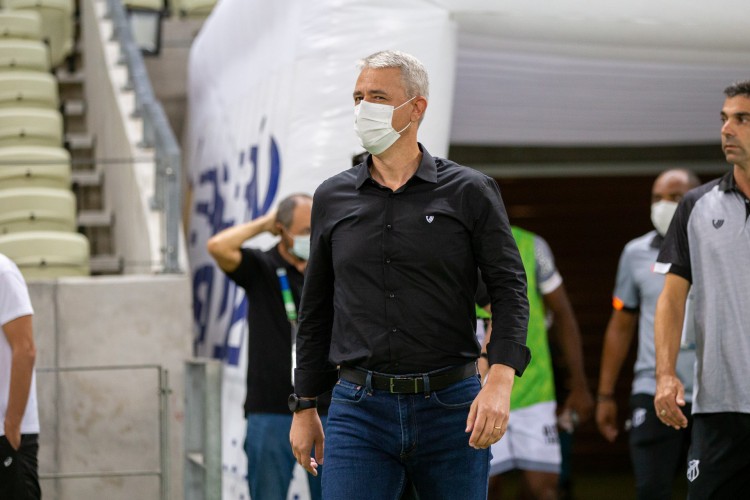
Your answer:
[105,0,182,273]
[36,364,172,500]
[184,358,222,500]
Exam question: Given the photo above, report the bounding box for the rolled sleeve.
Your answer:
[487,339,532,376]
[293,367,339,397]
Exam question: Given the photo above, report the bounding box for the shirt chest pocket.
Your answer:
[407,212,468,250]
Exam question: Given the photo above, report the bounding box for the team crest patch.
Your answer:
[425,215,434,223]
[3,456,11,467]
[687,459,700,482]
[712,219,724,229]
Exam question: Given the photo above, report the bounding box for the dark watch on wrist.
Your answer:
[288,393,317,413]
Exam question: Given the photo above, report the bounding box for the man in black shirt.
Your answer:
[207,193,326,500]
[289,50,530,499]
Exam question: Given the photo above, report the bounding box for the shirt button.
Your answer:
[385,258,391,264]
[392,327,397,333]
[386,224,392,230]
[389,292,395,298]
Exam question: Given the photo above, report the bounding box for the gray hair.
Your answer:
[724,80,750,98]
[275,193,311,229]
[358,50,429,100]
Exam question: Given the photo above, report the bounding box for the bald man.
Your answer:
[596,169,700,500]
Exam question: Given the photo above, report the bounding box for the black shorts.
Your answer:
[0,433,41,500]
[629,393,692,500]
[687,413,750,499]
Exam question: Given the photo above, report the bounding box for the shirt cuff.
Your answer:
[294,368,339,397]
[487,339,531,376]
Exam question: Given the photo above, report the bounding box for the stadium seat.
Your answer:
[0,187,76,234]
[0,9,42,40]
[125,0,163,8]
[0,71,59,109]
[3,0,75,68]
[174,0,216,17]
[0,230,90,278]
[0,107,63,147]
[0,145,71,189]
[0,39,49,71]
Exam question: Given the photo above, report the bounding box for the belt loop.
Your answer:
[422,373,431,398]
[365,370,374,395]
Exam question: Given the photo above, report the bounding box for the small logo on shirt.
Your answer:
[712,219,724,229]
[425,215,434,223]
[632,408,647,428]
[687,459,700,482]
[3,456,11,468]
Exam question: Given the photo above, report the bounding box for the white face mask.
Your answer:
[291,234,310,261]
[353,97,416,155]
[650,200,679,236]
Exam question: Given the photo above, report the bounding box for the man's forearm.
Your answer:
[208,213,273,254]
[6,351,34,428]
[597,312,637,396]
[654,278,688,378]
[654,303,684,378]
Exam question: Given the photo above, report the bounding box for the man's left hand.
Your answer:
[466,363,514,449]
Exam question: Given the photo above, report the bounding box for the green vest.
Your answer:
[509,226,556,410]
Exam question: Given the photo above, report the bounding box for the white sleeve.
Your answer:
[534,235,562,295]
[0,265,34,327]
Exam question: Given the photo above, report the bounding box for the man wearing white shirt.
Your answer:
[0,253,40,500]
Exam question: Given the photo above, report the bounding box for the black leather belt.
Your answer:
[339,362,478,394]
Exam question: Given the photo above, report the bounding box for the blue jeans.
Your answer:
[245,413,324,500]
[322,374,490,500]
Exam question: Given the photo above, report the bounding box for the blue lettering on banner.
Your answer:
[191,126,282,366]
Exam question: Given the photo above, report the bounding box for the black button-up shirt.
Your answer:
[294,145,530,397]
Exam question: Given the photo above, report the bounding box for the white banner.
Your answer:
[186,1,455,498]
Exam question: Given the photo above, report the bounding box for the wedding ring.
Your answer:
[660,409,666,416]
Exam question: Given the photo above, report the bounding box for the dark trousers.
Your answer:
[0,434,41,500]
[629,393,692,500]
[687,412,750,500]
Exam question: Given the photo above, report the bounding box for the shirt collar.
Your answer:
[354,143,438,189]
[649,231,664,249]
[718,170,736,193]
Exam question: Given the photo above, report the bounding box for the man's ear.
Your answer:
[413,96,428,122]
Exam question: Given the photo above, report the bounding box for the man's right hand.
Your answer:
[290,409,325,476]
[654,373,688,430]
[595,400,619,442]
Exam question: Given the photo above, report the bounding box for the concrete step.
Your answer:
[89,254,123,275]
[55,68,84,86]
[65,132,94,151]
[62,99,86,117]
[62,98,87,134]
[71,169,102,187]
[65,133,96,169]
[55,68,84,101]
[77,209,113,228]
